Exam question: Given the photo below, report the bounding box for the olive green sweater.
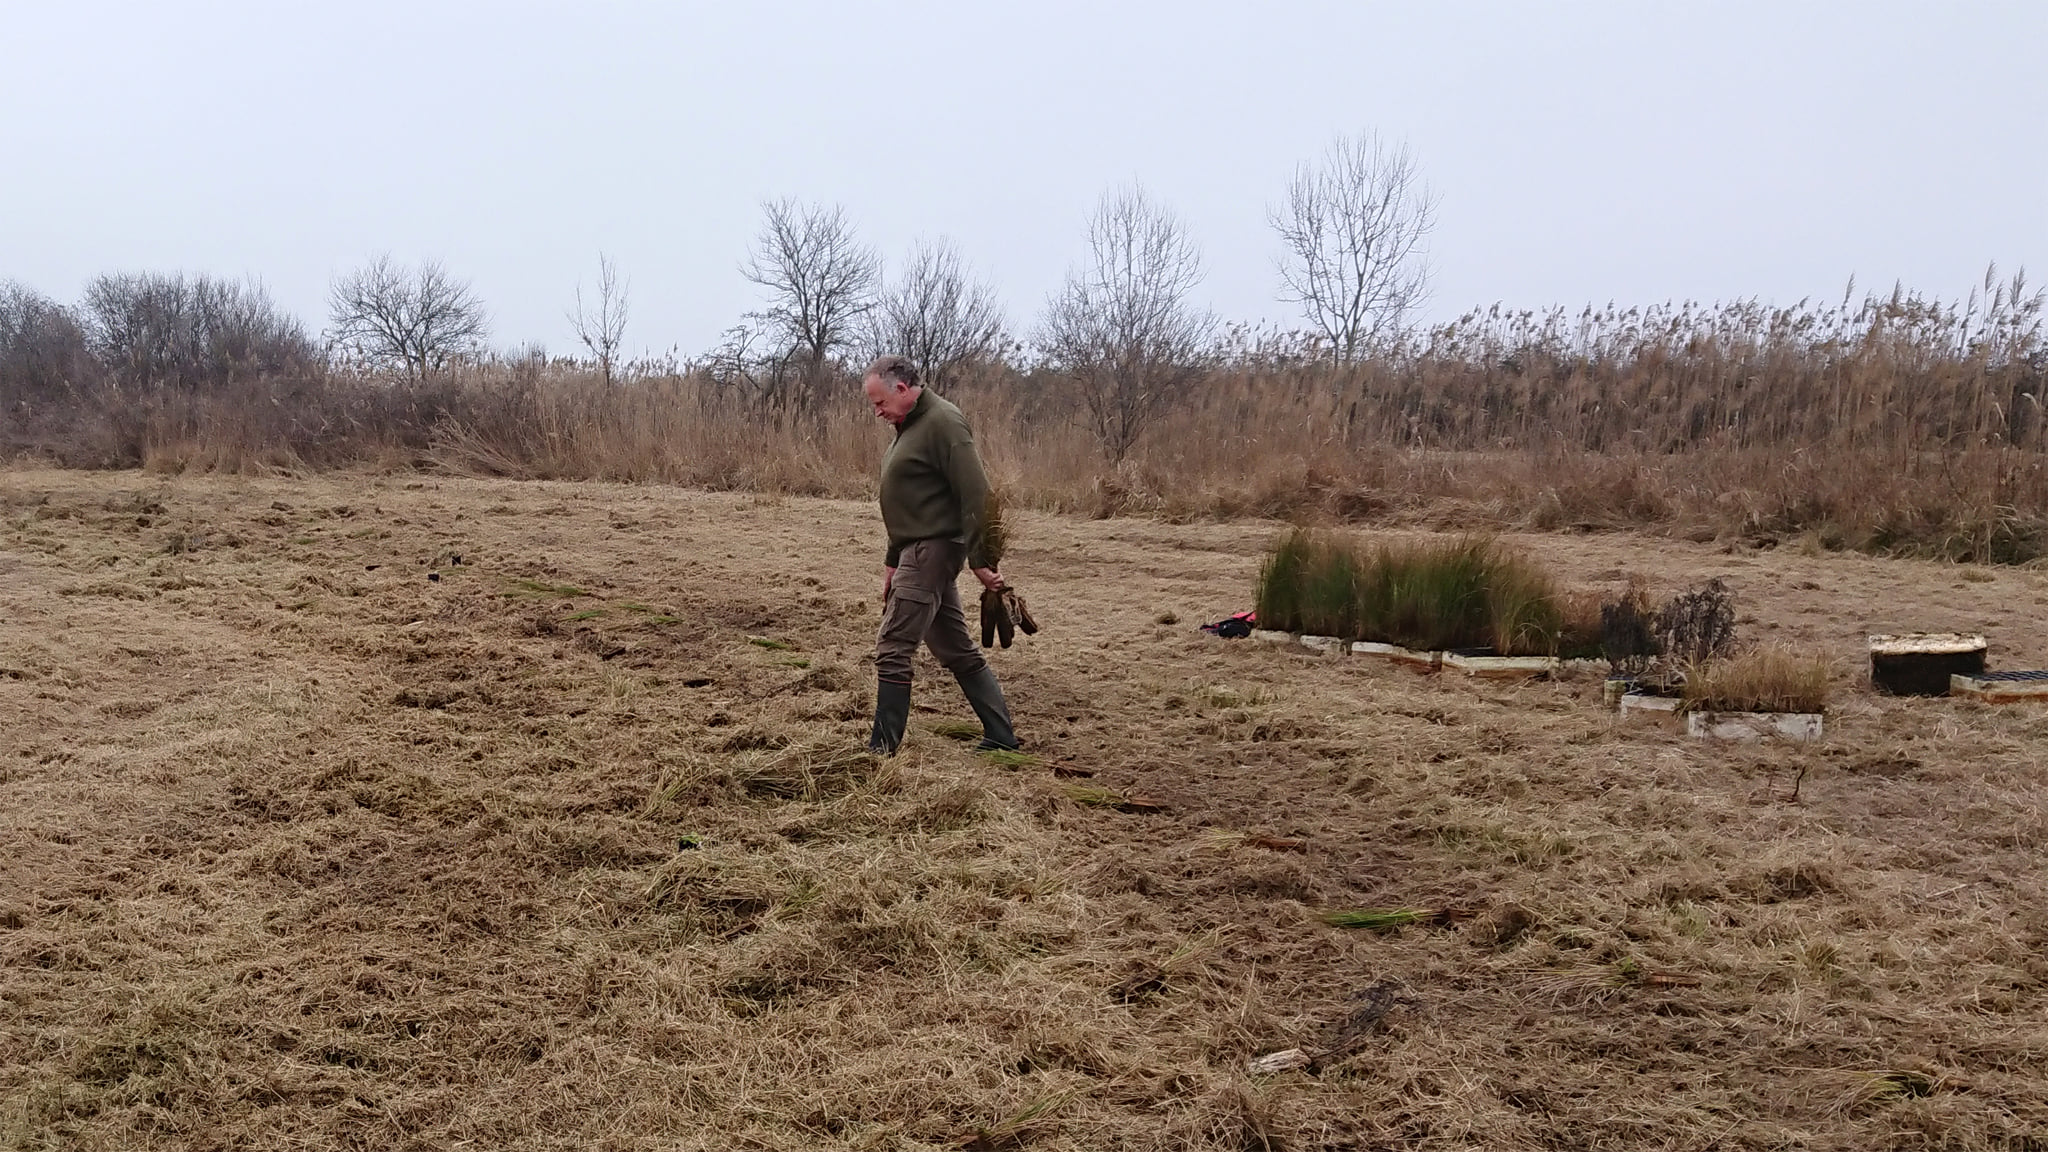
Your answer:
[879,390,992,569]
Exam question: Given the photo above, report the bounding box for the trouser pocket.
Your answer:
[876,583,937,682]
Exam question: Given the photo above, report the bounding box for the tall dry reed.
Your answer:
[9,275,2044,560]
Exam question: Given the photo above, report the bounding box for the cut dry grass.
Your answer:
[4,469,2047,1150]
[1062,784,1166,813]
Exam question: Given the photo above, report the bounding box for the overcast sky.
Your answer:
[3,1,2043,360]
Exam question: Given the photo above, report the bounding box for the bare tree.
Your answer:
[1271,132,1438,361]
[0,282,93,414]
[1036,185,1214,462]
[328,256,489,381]
[82,273,317,393]
[568,253,630,387]
[740,199,878,406]
[867,238,1007,392]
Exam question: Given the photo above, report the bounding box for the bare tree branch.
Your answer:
[569,253,631,387]
[1036,185,1214,462]
[867,237,1007,392]
[699,321,805,416]
[328,256,489,382]
[1271,132,1437,362]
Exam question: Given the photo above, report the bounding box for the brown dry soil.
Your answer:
[2,469,2046,1152]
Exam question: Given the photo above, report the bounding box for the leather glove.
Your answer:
[979,586,1012,649]
[1002,588,1037,636]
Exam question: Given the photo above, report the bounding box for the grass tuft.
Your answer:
[1683,646,1830,713]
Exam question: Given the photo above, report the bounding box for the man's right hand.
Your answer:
[882,565,897,603]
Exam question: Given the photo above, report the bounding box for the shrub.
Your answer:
[1683,647,1830,714]
[82,272,319,393]
[0,282,92,407]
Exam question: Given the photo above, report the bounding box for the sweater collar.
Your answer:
[894,388,932,433]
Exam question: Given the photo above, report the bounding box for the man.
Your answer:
[861,354,1018,755]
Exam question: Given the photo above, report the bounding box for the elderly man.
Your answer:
[861,354,1018,755]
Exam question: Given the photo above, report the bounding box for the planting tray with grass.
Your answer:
[1253,530,1597,673]
[1680,647,1829,741]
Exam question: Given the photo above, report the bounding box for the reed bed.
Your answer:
[6,275,2045,560]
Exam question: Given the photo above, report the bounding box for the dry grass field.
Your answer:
[3,467,2046,1151]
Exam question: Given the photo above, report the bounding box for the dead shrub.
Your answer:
[1658,578,1738,669]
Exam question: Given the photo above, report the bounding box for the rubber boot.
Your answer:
[868,679,911,756]
[954,666,1019,752]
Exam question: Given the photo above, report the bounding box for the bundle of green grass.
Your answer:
[1255,529,1591,656]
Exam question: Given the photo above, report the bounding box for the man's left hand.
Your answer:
[971,566,1004,593]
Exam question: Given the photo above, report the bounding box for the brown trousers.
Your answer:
[876,538,987,684]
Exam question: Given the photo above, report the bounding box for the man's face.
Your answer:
[863,374,917,424]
